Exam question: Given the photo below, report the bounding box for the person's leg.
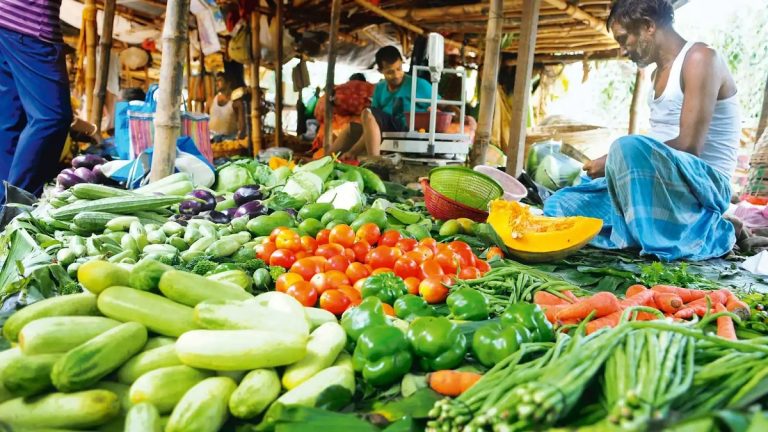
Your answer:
[1,30,72,197]
[361,108,382,156]
[0,28,27,203]
[604,135,735,261]
[329,123,361,155]
[543,177,618,249]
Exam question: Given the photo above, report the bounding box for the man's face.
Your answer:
[216,76,226,93]
[611,22,656,68]
[379,59,405,89]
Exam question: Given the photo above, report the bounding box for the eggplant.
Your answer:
[61,168,75,176]
[207,210,231,224]
[72,154,106,170]
[179,199,203,215]
[74,167,97,183]
[234,201,266,219]
[187,189,216,212]
[285,208,298,218]
[92,164,107,183]
[233,185,263,206]
[223,208,238,219]
[57,172,85,189]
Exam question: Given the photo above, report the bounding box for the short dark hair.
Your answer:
[121,87,146,101]
[375,46,402,69]
[607,0,675,32]
[349,73,367,82]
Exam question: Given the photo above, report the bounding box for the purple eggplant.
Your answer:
[74,167,97,183]
[179,199,204,215]
[223,208,238,219]
[57,172,85,189]
[92,164,107,183]
[285,208,298,218]
[61,168,75,176]
[233,185,263,206]
[187,189,216,212]
[72,154,106,170]
[234,201,266,219]
[207,210,231,224]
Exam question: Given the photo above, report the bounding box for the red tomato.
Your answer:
[309,272,332,294]
[411,245,435,263]
[290,257,325,281]
[285,281,318,307]
[421,258,445,279]
[419,238,439,254]
[353,277,367,293]
[355,223,381,245]
[404,276,421,295]
[381,303,395,316]
[269,249,297,268]
[367,246,402,269]
[396,238,418,252]
[275,272,304,293]
[419,277,449,304]
[300,236,318,254]
[351,241,371,263]
[319,289,351,315]
[329,224,356,248]
[458,266,481,280]
[326,254,350,273]
[379,230,403,247]
[255,241,277,262]
[448,241,475,268]
[275,230,302,252]
[315,243,345,259]
[294,250,310,260]
[441,274,456,286]
[476,259,491,274]
[316,229,331,245]
[394,256,421,279]
[345,262,370,283]
[326,269,350,287]
[338,285,361,305]
[486,246,504,261]
[270,227,294,242]
[435,249,460,274]
[344,248,356,262]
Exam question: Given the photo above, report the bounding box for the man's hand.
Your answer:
[583,155,607,179]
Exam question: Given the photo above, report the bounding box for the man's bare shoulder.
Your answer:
[685,43,718,68]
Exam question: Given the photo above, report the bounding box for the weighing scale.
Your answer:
[379,33,471,163]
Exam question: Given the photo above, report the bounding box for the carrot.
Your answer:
[562,290,579,302]
[715,303,737,340]
[542,304,567,324]
[625,284,648,298]
[726,295,751,320]
[586,311,622,335]
[651,285,708,303]
[556,292,621,321]
[674,291,729,319]
[620,290,656,308]
[653,292,683,313]
[428,370,483,397]
[534,291,569,306]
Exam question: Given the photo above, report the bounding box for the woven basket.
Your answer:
[421,179,489,222]
[524,124,623,161]
[428,166,503,211]
[744,129,768,200]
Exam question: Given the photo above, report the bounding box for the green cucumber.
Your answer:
[229,369,281,419]
[264,365,355,420]
[0,389,121,428]
[125,402,162,432]
[193,300,309,336]
[129,258,175,291]
[143,336,176,351]
[165,377,236,432]
[117,344,182,384]
[305,307,338,330]
[1,353,60,396]
[19,316,122,355]
[206,270,253,292]
[97,286,198,337]
[158,270,253,307]
[129,365,212,414]
[282,322,347,390]
[2,293,98,342]
[77,260,131,295]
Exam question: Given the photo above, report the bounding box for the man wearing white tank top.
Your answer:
[544,0,739,261]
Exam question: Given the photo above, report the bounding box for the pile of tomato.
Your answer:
[254,223,501,316]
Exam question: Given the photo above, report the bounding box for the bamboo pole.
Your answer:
[250,9,263,157]
[323,0,342,156]
[90,0,117,132]
[84,0,98,119]
[274,0,284,148]
[150,0,190,182]
[628,68,646,135]
[505,0,540,176]
[541,0,613,40]
[469,0,504,167]
[758,71,768,141]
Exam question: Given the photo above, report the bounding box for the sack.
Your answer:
[228,21,251,64]
[333,81,374,116]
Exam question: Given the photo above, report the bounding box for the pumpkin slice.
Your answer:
[486,200,602,263]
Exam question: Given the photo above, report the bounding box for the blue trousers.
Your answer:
[544,135,736,261]
[0,26,72,203]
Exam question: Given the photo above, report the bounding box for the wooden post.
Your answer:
[84,0,98,119]
[274,0,284,148]
[505,0,540,176]
[150,0,190,182]
[758,71,768,141]
[469,0,503,167]
[90,0,117,132]
[250,9,263,157]
[323,0,342,156]
[628,68,646,135]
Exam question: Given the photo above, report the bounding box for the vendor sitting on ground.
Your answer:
[331,46,440,159]
[209,65,246,141]
[544,0,740,262]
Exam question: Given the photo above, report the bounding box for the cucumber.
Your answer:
[216,370,247,383]
[228,369,281,419]
[282,322,347,390]
[52,322,148,392]
[2,293,98,341]
[1,353,59,396]
[129,365,211,414]
[0,348,22,403]
[265,365,355,421]
[77,260,131,294]
[128,258,175,291]
[206,270,253,292]
[143,336,176,351]
[97,286,197,337]
[18,316,122,355]
[193,300,310,336]
[117,344,181,384]
[125,402,162,432]
[158,270,253,307]
[92,381,132,414]
[0,390,121,428]
[175,329,307,371]
[165,377,236,432]
[305,307,338,330]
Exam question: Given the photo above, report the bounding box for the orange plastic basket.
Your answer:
[421,179,489,222]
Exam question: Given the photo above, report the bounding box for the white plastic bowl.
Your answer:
[473,165,528,202]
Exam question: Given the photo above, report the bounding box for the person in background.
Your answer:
[209,62,247,140]
[544,0,740,261]
[0,0,72,203]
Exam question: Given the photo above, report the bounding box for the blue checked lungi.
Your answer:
[543,135,736,261]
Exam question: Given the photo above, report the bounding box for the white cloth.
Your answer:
[209,98,237,136]
[646,41,741,178]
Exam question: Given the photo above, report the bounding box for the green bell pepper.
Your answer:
[394,294,435,321]
[360,273,407,305]
[471,322,532,367]
[446,287,490,321]
[406,316,468,371]
[352,325,413,386]
[341,296,390,346]
[501,303,554,342]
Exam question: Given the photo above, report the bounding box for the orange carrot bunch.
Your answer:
[428,370,483,397]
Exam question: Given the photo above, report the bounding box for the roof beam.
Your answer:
[541,0,613,40]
